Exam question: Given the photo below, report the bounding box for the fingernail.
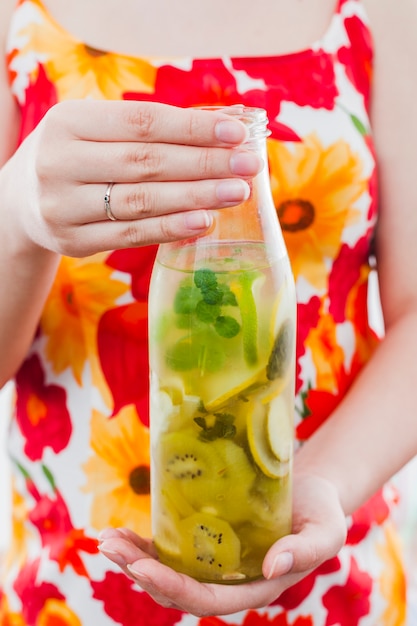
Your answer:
[98,543,126,567]
[230,151,262,177]
[266,551,293,579]
[97,528,119,542]
[127,564,153,585]
[184,211,212,231]
[215,120,248,144]
[216,179,250,203]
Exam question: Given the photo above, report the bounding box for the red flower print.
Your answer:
[13,558,64,626]
[328,235,370,324]
[295,296,321,392]
[124,59,300,142]
[97,302,149,424]
[347,489,390,545]
[274,556,341,611]
[91,571,183,626]
[17,63,58,144]
[296,350,363,441]
[29,493,98,577]
[106,247,157,302]
[15,354,72,461]
[322,556,372,625]
[338,15,373,110]
[124,58,242,108]
[232,50,338,112]
[19,463,97,577]
[200,612,313,626]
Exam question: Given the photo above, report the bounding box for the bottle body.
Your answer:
[148,107,296,583]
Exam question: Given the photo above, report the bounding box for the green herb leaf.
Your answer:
[194,268,217,290]
[219,284,238,306]
[173,284,200,314]
[194,412,237,441]
[214,315,241,338]
[195,300,221,323]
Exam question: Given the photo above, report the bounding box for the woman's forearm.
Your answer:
[295,310,417,516]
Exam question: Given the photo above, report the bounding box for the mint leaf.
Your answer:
[214,315,241,338]
[174,284,200,314]
[196,300,221,323]
[194,268,217,290]
[219,284,238,306]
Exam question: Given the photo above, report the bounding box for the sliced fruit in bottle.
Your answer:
[159,430,256,522]
[178,512,241,581]
[246,398,289,478]
[266,394,293,462]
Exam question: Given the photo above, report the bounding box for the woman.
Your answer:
[0,0,415,623]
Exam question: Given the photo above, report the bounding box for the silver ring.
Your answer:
[104,182,117,221]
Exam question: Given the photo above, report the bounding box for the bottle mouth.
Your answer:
[195,104,271,139]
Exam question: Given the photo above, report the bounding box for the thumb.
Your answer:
[262,519,347,580]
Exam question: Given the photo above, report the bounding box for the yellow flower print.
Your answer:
[376,523,407,626]
[268,134,366,289]
[82,405,151,536]
[21,0,157,100]
[37,599,81,626]
[40,254,129,386]
[305,306,345,393]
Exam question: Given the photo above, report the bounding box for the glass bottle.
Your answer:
[148,105,296,584]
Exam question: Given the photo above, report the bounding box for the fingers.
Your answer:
[98,533,282,616]
[69,178,250,224]
[263,474,348,580]
[48,210,215,256]
[61,141,260,184]
[44,100,250,145]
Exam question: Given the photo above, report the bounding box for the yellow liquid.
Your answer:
[149,242,295,583]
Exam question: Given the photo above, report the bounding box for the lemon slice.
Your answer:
[203,366,266,412]
[246,398,290,478]
[266,395,293,463]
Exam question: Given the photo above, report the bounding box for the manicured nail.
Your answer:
[266,551,294,579]
[184,211,212,231]
[230,151,262,177]
[216,179,250,203]
[127,564,153,585]
[98,543,126,567]
[97,529,119,542]
[215,120,248,144]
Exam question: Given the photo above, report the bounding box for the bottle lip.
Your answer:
[195,104,271,138]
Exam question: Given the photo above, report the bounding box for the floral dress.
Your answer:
[0,0,408,624]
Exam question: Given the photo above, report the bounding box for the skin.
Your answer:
[1,0,417,617]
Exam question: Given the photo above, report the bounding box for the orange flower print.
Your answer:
[268,134,366,289]
[376,524,407,626]
[17,0,157,100]
[304,305,345,393]
[0,593,26,626]
[4,478,34,572]
[40,254,129,386]
[37,600,82,626]
[82,405,152,536]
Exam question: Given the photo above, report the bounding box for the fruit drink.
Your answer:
[149,240,296,583]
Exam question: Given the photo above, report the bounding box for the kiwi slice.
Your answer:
[178,512,242,582]
[159,430,256,522]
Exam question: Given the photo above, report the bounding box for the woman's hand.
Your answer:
[98,472,347,617]
[4,100,260,257]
